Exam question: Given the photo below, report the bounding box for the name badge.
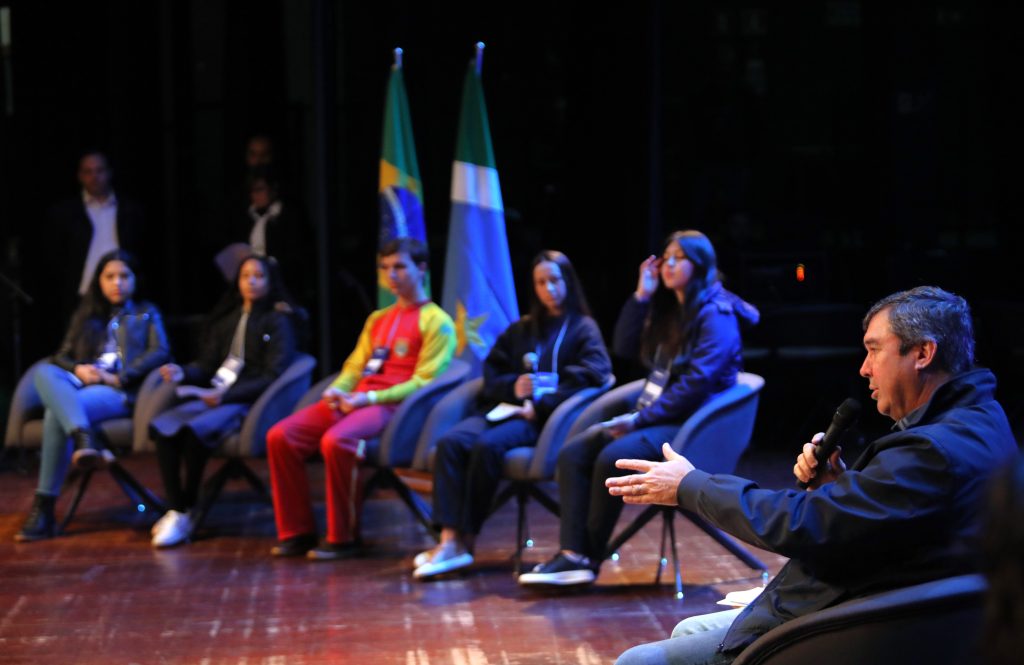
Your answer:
[212,354,245,390]
[635,367,670,411]
[96,351,120,372]
[363,347,390,376]
[533,371,559,401]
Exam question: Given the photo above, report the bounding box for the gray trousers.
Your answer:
[615,609,742,665]
[34,364,129,496]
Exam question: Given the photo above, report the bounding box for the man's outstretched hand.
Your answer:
[606,443,695,506]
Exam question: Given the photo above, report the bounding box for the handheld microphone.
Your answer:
[797,398,861,489]
[521,352,539,408]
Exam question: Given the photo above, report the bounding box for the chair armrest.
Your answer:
[529,375,616,479]
[237,353,317,457]
[412,377,484,471]
[564,379,645,439]
[670,372,764,472]
[5,359,48,448]
[377,359,472,467]
[295,374,336,413]
[131,368,180,452]
[733,574,987,665]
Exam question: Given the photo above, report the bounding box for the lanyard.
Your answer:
[375,309,404,349]
[536,318,569,376]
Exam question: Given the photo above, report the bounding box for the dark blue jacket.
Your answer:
[613,282,759,428]
[677,368,1017,654]
[480,314,612,425]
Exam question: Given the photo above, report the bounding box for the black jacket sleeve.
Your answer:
[221,309,297,404]
[612,295,649,360]
[50,308,94,372]
[119,307,172,390]
[676,437,956,562]
[479,321,527,406]
[182,311,236,386]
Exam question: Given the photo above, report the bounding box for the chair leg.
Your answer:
[604,505,661,560]
[236,459,269,498]
[364,467,437,537]
[362,468,384,500]
[59,469,95,533]
[490,483,517,514]
[526,484,560,517]
[386,469,437,536]
[189,459,235,537]
[656,510,668,585]
[683,510,767,572]
[513,484,528,577]
[664,510,684,600]
[108,460,167,515]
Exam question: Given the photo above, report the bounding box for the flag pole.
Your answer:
[474,42,484,75]
[393,46,403,70]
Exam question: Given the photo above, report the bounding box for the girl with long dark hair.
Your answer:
[148,255,298,547]
[519,230,759,586]
[412,250,612,579]
[15,249,171,541]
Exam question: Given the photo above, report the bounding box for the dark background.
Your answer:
[1,0,1021,450]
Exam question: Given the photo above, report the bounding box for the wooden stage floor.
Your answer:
[0,453,789,664]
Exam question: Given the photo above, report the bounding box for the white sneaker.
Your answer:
[150,510,178,536]
[413,544,444,568]
[413,542,473,580]
[151,510,191,548]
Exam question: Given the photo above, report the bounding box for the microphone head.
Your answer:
[523,352,539,371]
[834,398,861,427]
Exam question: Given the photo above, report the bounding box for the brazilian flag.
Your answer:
[378,52,428,307]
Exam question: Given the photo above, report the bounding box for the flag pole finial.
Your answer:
[474,42,485,75]
[393,47,403,70]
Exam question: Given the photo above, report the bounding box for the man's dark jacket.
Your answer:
[37,198,145,353]
[676,368,1017,654]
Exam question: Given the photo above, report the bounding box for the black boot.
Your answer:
[70,429,112,470]
[70,428,95,450]
[15,493,57,542]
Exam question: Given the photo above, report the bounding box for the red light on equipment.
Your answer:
[796,264,805,282]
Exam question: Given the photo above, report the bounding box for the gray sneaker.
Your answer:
[413,542,473,579]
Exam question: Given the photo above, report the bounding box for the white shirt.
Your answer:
[78,190,120,294]
[248,200,282,256]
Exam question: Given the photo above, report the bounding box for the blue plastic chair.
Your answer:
[293,358,473,533]
[415,374,616,573]
[572,372,768,597]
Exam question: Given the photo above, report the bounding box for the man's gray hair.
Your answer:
[863,286,975,375]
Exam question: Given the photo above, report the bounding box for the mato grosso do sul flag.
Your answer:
[441,43,518,370]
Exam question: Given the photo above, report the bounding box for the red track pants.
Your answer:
[267,400,397,544]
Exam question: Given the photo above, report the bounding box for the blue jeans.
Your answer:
[616,609,741,665]
[33,364,129,496]
[432,415,539,535]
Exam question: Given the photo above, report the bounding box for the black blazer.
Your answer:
[43,196,146,338]
[182,299,297,405]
